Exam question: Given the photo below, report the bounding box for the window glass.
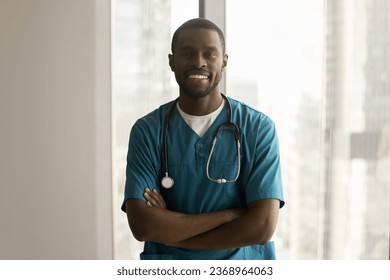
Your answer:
[113,0,390,260]
[112,0,198,260]
[226,0,390,259]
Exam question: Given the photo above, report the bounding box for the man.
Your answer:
[121,18,285,260]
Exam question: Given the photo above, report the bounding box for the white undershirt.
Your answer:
[177,99,226,137]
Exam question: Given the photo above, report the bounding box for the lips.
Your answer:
[185,71,210,80]
[188,74,208,79]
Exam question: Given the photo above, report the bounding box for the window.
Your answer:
[112,0,199,260]
[226,0,390,259]
[113,0,390,260]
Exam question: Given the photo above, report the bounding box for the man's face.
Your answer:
[169,28,228,99]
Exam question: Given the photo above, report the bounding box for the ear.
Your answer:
[222,53,228,71]
[168,54,175,71]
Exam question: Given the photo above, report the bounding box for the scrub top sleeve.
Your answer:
[245,117,285,208]
[121,119,161,212]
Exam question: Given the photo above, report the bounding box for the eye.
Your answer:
[181,51,193,58]
[205,51,217,58]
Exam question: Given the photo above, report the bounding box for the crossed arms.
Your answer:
[125,188,279,250]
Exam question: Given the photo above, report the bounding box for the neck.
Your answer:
[178,91,223,116]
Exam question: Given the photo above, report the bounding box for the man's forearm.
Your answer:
[126,198,244,244]
[166,199,280,250]
[165,213,267,250]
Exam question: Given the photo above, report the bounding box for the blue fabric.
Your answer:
[122,97,284,260]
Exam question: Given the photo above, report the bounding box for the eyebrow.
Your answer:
[177,46,220,52]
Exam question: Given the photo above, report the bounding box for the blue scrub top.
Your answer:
[122,97,285,260]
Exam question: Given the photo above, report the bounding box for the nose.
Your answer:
[190,53,207,68]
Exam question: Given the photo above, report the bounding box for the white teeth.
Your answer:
[188,74,208,79]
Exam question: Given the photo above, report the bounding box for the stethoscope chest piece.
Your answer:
[161,174,174,189]
[161,94,241,189]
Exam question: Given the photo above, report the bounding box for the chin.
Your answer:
[181,88,210,99]
[182,85,219,99]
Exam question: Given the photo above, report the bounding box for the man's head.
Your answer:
[169,18,228,100]
[171,18,226,55]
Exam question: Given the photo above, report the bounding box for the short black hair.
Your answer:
[171,18,226,54]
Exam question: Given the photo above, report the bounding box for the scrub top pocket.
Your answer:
[208,161,244,208]
[221,182,244,208]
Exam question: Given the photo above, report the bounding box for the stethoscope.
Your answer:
[161,94,241,189]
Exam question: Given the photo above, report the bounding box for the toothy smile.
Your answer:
[188,74,209,79]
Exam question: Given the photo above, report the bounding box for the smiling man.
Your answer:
[122,18,285,260]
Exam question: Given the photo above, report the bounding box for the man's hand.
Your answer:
[144,188,167,209]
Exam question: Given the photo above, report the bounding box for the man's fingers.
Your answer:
[144,188,167,209]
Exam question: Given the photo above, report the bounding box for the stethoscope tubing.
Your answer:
[161,94,241,188]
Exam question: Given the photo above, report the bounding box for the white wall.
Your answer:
[0,0,113,259]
